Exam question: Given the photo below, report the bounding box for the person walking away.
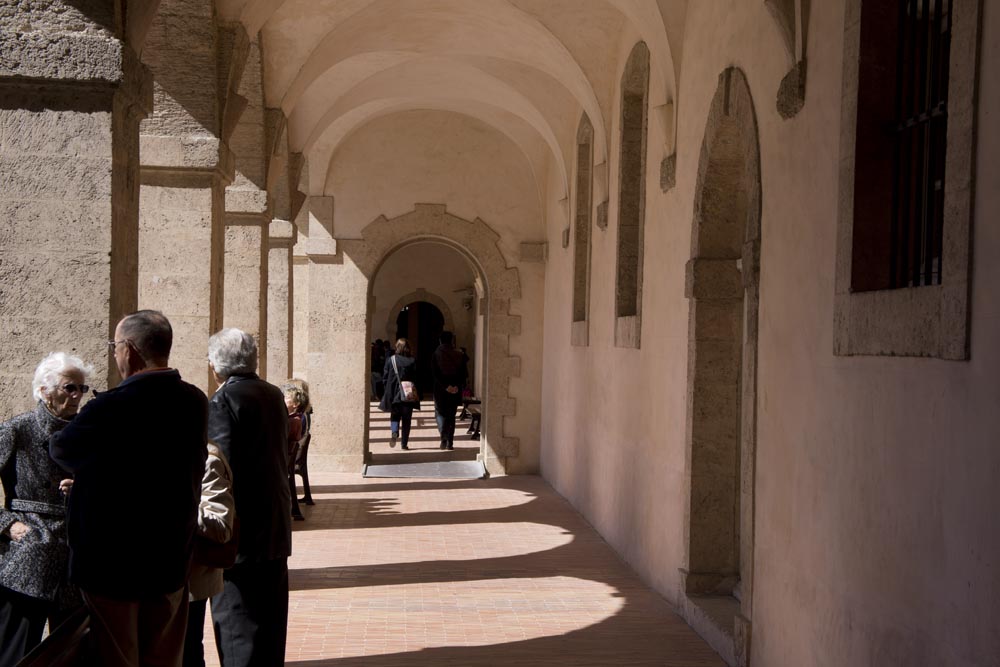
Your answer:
[379,339,418,450]
[430,331,467,450]
[49,310,208,667]
[183,442,236,667]
[0,352,91,665]
[207,328,291,667]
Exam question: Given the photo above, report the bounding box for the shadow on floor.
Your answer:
[284,477,725,666]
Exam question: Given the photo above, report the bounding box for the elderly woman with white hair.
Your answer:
[0,351,92,663]
[206,328,291,667]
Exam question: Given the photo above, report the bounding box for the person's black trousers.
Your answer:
[183,598,209,667]
[434,402,459,447]
[0,586,48,667]
[211,558,288,667]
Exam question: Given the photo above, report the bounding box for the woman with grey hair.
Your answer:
[0,351,92,663]
[207,329,292,665]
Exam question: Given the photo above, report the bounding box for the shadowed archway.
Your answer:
[681,67,762,667]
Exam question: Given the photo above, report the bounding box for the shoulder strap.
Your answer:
[391,355,401,380]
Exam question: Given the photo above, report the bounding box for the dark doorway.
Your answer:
[395,301,444,393]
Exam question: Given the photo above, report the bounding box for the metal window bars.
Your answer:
[889,0,952,288]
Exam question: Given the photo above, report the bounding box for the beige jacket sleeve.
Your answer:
[199,443,235,544]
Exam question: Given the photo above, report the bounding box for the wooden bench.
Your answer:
[467,406,481,440]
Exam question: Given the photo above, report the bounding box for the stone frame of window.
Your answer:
[834,0,982,359]
[572,114,594,347]
[614,42,650,350]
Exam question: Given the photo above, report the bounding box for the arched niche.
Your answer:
[343,204,522,474]
[384,289,456,343]
[681,67,761,667]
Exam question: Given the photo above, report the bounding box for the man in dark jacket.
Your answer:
[431,331,468,450]
[207,328,291,667]
[49,310,208,667]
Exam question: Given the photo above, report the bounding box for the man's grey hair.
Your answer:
[32,352,94,401]
[119,310,172,364]
[208,328,258,378]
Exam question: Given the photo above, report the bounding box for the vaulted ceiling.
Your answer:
[214,0,687,200]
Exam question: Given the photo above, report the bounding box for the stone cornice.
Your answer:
[139,135,235,183]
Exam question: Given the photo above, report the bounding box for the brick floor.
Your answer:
[204,473,724,666]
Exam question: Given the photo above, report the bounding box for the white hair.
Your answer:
[208,328,258,379]
[32,352,94,401]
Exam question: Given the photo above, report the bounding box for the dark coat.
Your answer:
[0,402,73,603]
[431,345,468,410]
[379,354,419,412]
[208,374,291,563]
[49,369,208,600]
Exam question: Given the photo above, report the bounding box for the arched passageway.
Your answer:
[394,301,445,393]
[681,67,762,666]
[346,205,521,474]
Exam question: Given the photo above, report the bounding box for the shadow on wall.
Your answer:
[284,478,724,666]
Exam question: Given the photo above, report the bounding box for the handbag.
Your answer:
[391,356,419,403]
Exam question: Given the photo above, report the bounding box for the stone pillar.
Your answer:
[222,34,269,369]
[266,220,295,383]
[222,190,269,372]
[0,2,152,413]
[138,0,232,393]
[306,246,368,472]
[291,196,311,380]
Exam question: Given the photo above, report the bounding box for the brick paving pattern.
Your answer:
[205,472,723,666]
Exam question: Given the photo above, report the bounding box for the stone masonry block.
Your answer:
[492,314,521,337]
[490,397,516,417]
[489,436,520,458]
[269,219,295,241]
[685,258,742,300]
[1,155,112,200]
[0,108,114,159]
[225,187,268,214]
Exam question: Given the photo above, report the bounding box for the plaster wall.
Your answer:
[541,1,1000,665]
[541,18,690,600]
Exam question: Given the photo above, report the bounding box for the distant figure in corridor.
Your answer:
[282,383,309,520]
[0,352,91,664]
[431,331,467,450]
[380,338,418,450]
[207,328,291,667]
[50,311,208,667]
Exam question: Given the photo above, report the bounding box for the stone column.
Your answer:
[223,189,269,373]
[0,2,152,413]
[138,0,232,393]
[266,220,295,383]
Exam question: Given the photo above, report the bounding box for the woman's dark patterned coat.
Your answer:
[0,402,74,605]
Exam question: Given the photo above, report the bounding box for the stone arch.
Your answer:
[383,289,456,342]
[681,67,761,667]
[344,204,522,473]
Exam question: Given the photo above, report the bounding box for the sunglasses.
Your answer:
[61,384,90,395]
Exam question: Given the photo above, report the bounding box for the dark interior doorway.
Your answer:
[395,301,444,392]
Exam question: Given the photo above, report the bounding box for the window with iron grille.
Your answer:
[851,0,952,292]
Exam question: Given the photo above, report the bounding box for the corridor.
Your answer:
[206,472,724,666]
